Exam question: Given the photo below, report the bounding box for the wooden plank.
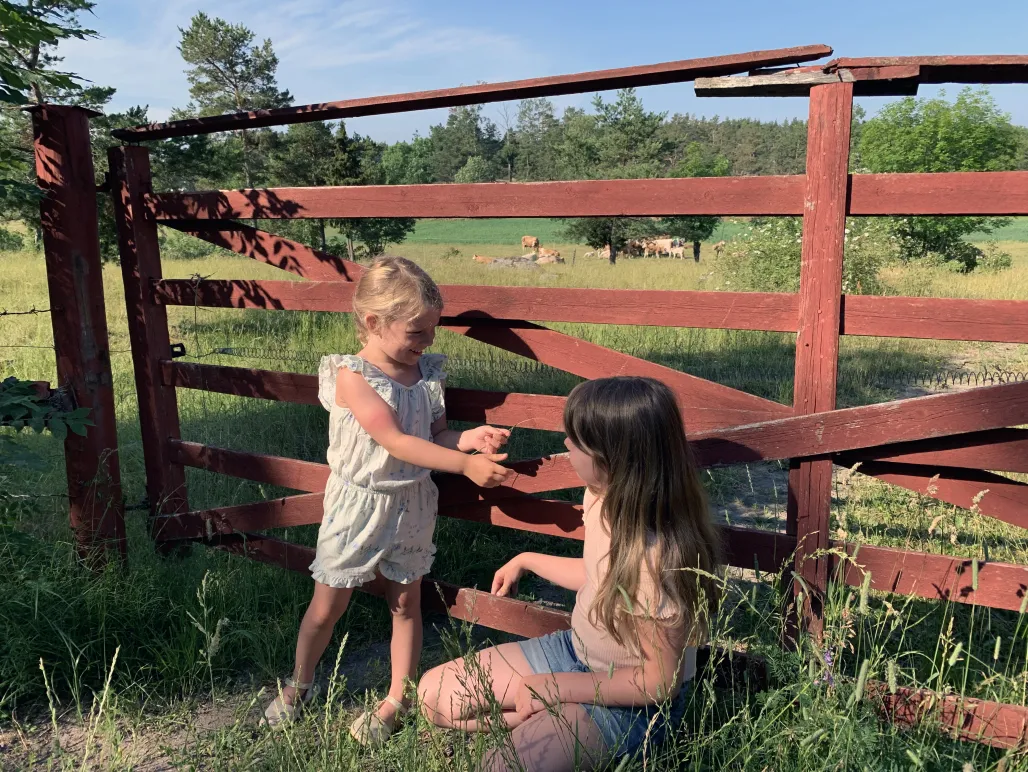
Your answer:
[842,295,1028,343]
[838,460,1028,531]
[692,379,1028,465]
[849,172,1028,216]
[108,146,189,529]
[828,55,1028,85]
[166,361,1028,467]
[147,176,807,220]
[168,358,1028,466]
[151,278,1028,346]
[843,429,1028,474]
[162,361,568,430]
[152,279,799,333]
[872,684,1028,749]
[788,81,853,633]
[165,439,795,570]
[831,542,1028,613]
[145,171,1028,220]
[448,323,791,431]
[30,105,126,562]
[112,45,833,141]
[163,221,363,282]
[695,65,920,97]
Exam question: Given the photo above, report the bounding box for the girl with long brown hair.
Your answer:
[419,376,721,770]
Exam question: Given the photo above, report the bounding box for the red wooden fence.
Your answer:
[33,46,1028,748]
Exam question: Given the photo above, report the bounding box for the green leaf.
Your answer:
[48,418,67,442]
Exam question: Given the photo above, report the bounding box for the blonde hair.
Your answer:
[564,377,721,651]
[352,256,443,344]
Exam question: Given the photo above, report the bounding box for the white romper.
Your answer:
[309,353,447,588]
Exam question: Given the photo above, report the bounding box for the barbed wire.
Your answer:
[0,307,52,318]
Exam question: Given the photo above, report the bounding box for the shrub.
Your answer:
[712,218,892,294]
[977,242,1013,272]
[0,227,24,252]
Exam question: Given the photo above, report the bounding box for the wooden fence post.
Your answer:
[108,146,188,536]
[787,81,854,637]
[30,104,126,562]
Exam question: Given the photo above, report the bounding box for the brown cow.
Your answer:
[536,247,561,259]
[522,235,540,249]
[535,254,564,265]
[668,246,685,259]
[472,254,495,264]
[713,240,727,258]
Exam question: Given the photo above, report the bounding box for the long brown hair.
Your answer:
[564,376,721,649]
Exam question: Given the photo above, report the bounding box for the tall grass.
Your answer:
[2,237,1027,768]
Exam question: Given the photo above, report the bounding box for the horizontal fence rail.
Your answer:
[152,278,1028,345]
[146,171,1028,221]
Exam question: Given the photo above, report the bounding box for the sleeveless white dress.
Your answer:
[309,353,447,588]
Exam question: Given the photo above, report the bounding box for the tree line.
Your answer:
[2,3,1027,266]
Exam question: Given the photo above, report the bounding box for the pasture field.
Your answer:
[1,230,1028,769]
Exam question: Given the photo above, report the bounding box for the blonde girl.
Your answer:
[419,376,721,771]
[263,257,511,743]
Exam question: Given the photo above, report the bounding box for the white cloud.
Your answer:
[58,0,535,139]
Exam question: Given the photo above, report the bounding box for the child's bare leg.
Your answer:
[419,642,533,731]
[377,577,422,722]
[482,704,608,772]
[284,582,353,702]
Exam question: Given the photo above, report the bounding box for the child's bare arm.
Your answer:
[337,369,509,487]
[492,553,586,595]
[431,415,510,453]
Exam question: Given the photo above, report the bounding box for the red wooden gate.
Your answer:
[100,46,1028,746]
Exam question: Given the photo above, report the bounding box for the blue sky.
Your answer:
[60,0,1028,142]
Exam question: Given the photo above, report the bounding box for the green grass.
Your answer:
[970,216,1028,242]
[397,217,750,246]
[2,236,1028,769]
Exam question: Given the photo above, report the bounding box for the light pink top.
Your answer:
[570,488,697,683]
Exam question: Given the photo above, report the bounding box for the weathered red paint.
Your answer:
[31,105,125,562]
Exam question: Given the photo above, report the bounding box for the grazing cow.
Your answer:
[713,240,727,258]
[536,247,561,259]
[625,239,645,257]
[535,254,564,265]
[644,238,674,257]
[472,254,495,264]
[668,246,685,259]
[522,235,540,249]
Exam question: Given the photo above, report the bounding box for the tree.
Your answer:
[560,90,669,264]
[453,155,492,183]
[380,135,433,184]
[659,142,731,261]
[513,98,560,181]
[178,13,292,188]
[329,122,415,259]
[0,0,97,236]
[428,104,500,182]
[270,121,335,249]
[858,87,1018,269]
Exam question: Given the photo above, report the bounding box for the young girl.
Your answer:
[263,256,512,743]
[419,376,721,771]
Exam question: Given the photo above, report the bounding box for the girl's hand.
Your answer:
[514,674,555,721]
[462,453,510,488]
[491,556,525,597]
[458,425,510,454]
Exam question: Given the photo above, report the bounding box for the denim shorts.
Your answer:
[518,629,690,758]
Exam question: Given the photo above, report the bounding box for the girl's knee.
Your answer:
[417,665,455,726]
[389,587,421,619]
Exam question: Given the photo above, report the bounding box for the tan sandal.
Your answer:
[349,695,407,747]
[261,677,318,729]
